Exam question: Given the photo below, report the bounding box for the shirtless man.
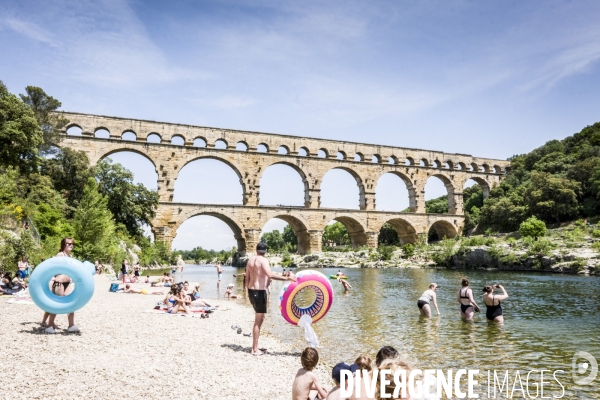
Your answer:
[215,263,223,282]
[340,279,352,292]
[245,242,296,355]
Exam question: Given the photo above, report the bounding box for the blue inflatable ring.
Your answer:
[29,257,96,314]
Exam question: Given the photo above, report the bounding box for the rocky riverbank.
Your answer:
[263,224,600,276]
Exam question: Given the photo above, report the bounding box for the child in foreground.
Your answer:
[327,362,359,400]
[292,347,329,400]
[349,355,373,400]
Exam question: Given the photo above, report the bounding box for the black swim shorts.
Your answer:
[248,289,268,313]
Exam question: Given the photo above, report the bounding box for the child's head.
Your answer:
[301,347,319,370]
[375,358,412,400]
[375,346,398,367]
[332,362,359,385]
[354,355,372,371]
[125,284,130,289]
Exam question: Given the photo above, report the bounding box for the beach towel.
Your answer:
[6,298,35,305]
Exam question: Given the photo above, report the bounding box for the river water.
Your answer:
[180,265,600,398]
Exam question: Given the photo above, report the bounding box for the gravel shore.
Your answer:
[0,275,330,399]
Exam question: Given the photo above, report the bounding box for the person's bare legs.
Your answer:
[47,314,57,328]
[494,315,504,324]
[420,304,431,317]
[464,307,475,321]
[41,312,49,327]
[68,312,75,328]
[252,313,265,355]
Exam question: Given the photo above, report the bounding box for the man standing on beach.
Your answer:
[245,242,296,356]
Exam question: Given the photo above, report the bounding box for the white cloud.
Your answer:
[3,17,56,46]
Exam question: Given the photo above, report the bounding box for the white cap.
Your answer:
[227,283,234,288]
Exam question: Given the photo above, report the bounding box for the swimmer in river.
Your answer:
[340,278,352,292]
[457,278,481,320]
[417,283,441,317]
[483,284,508,324]
[336,269,344,277]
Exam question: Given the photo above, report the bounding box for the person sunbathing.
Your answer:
[165,288,190,314]
[123,284,163,295]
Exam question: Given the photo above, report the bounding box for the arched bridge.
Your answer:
[59,112,509,256]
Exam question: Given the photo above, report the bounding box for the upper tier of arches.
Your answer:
[62,114,509,174]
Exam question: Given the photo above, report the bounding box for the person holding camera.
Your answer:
[457,278,481,320]
[483,284,508,323]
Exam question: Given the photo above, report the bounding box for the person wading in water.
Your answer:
[245,242,296,356]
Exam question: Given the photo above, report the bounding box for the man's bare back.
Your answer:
[245,255,271,290]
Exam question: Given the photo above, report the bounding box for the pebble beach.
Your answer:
[0,275,330,399]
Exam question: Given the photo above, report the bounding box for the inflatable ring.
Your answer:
[29,258,96,314]
[279,270,333,325]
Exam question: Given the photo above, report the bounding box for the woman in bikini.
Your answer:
[417,283,441,317]
[42,238,80,333]
[483,284,508,324]
[456,278,481,321]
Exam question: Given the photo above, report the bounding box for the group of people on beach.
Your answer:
[293,345,421,400]
[416,278,509,323]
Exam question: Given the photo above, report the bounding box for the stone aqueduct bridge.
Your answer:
[60,112,510,256]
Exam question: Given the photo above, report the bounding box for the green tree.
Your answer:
[322,222,350,247]
[425,195,448,213]
[19,86,68,155]
[378,223,399,245]
[0,81,43,173]
[94,159,159,237]
[525,171,580,223]
[519,216,547,239]
[41,148,93,213]
[282,224,298,249]
[73,177,115,261]
[260,230,285,252]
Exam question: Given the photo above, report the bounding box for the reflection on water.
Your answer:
[182,265,600,398]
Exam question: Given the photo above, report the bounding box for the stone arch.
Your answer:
[193,137,207,147]
[376,171,418,212]
[464,176,490,198]
[278,145,290,155]
[215,139,228,149]
[445,160,454,169]
[317,148,328,158]
[433,160,442,168]
[388,156,398,165]
[427,220,458,242]
[176,156,246,203]
[94,128,110,139]
[470,162,478,172]
[265,214,312,254]
[425,173,457,213]
[493,165,502,174]
[336,151,347,160]
[371,154,381,163]
[325,215,368,248]
[380,218,417,245]
[420,158,430,167]
[354,152,364,162]
[98,148,158,173]
[457,162,466,170]
[175,211,246,253]
[66,124,83,136]
[320,167,366,209]
[257,143,269,153]
[298,147,309,156]
[259,161,309,207]
[482,163,490,173]
[236,141,249,151]
[122,130,136,141]
[147,132,162,143]
[171,135,185,146]
[405,157,415,166]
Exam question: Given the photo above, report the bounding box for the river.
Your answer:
[177,265,600,398]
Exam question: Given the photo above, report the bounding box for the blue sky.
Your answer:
[2,0,600,250]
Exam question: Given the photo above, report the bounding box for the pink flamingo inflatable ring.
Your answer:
[279,270,334,326]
